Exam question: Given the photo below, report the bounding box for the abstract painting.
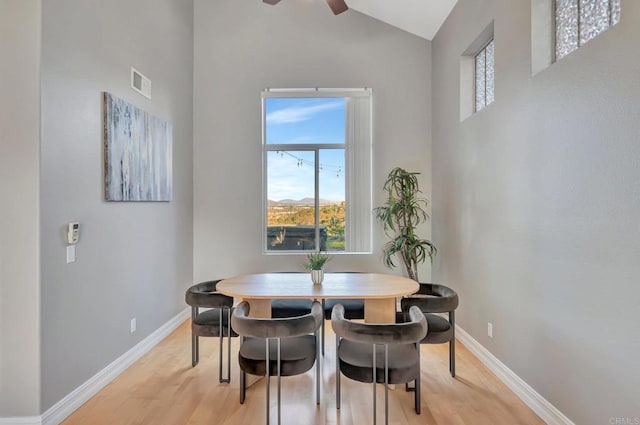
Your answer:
[103,92,172,201]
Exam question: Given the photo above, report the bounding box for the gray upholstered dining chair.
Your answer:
[271,298,314,318]
[271,272,313,318]
[271,271,365,356]
[399,283,459,377]
[322,272,365,354]
[185,279,237,383]
[332,303,428,424]
[232,300,323,425]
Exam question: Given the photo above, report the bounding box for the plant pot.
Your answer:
[311,269,324,285]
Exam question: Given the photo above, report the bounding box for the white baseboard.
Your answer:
[40,307,190,425]
[455,325,575,425]
[0,417,42,425]
[0,308,190,425]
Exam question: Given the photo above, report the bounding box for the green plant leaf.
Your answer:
[374,167,437,281]
[302,252,332,270]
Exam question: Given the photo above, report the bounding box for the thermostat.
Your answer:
[67,222,80,244]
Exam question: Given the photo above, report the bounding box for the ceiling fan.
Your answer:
[263,0,349,16]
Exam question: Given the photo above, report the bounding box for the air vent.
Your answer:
[131,67,151,99]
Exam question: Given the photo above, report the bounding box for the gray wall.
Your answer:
[431,1,640,424]
[40,0,193,410]
[0,0,41,417]
[193,0,433,280]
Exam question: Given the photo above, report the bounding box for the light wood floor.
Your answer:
[64,320,544,425]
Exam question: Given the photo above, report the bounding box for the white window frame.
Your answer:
[261,88,373,254]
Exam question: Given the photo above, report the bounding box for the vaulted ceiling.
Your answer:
[263,0,458,40]
[348,0,458,40]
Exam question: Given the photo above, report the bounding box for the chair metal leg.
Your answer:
[218,309,225,383]
[191,307,199,367]
[192,333,199,367]
[450,310,456,377]
[321,300,326,355]
[240,336,246,404]
[240,370,246,404]
[336,335,341,410]
[321,317,325,355]
[277,338,281,425]
[227,308,232,381]
[266,338,271,425]
[316,330,320,405]
[218,308,231,383]
[384,344,389,425]
[372,344,377,425]
[415,375,421,414]
[415,342,421,414]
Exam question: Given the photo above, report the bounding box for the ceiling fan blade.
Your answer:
[326,0,348,15]
[263,0,281,5]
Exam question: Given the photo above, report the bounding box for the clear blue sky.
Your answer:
[266,98,346,202]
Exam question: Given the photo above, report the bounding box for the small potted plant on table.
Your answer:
[303,252,331,285]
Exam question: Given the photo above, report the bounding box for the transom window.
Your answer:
[262,89,372,254]
[555,0,621,60]
[475,39,495,112]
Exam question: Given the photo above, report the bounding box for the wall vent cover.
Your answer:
[131,67,151,99]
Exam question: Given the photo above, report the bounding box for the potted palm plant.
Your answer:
[302,252,331,284]
[374,167,436,282]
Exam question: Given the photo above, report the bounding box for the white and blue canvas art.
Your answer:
[103,92,172,201]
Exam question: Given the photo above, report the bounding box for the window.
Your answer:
[262,89,372,253]
[532,0,620,74]
[555,0,621,60]
[475,39,495,112]
[460,21,494,120]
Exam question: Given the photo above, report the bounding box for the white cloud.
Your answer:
[267,153,315,201]
[266,100,343,125]
[266,152,345,202]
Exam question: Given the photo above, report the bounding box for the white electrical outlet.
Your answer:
[130,318,137,333]
[488,322,493,338]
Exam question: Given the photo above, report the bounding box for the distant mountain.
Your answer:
[268,198,340,207]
